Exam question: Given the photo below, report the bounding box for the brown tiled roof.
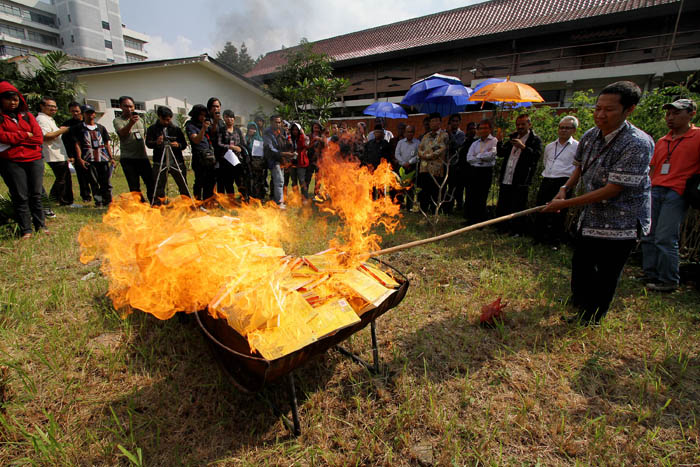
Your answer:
[247,0,679,77]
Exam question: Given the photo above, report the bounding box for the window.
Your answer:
[110,99,120,108]
[124,38,143,51]
[104,39,112,49]
[101,21,109,30]
[70,34,74,43]
[30,12,55,26]
[67,14,71,22]
[107,58,114,63]
[0,23,25,40]
[134,102,146,111]
[125,53,144,63]
[0,44,31,57]
[0,2,22,17]
[27,30,59,46]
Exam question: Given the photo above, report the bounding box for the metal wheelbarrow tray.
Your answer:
[195,258,409,435]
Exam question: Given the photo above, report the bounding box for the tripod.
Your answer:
[151,136,194,207]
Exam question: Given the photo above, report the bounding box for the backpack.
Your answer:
[684,173,700,209]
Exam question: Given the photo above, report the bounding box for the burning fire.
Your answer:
[79,140,403,359]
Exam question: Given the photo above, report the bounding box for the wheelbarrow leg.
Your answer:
[287,372,301,437]
[370,320,379,374]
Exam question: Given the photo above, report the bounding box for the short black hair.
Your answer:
[449,113,461,122]
[374,124,384,131]
[466,122,476,129]
[515,113,531,122]
[222,109,235,118]
[270,114,280,122]
[157,106,173,118]
[39,96,55,107]
[477,119,492,130]
[118,96,134,105]
[206,97,221,110]
[599,81,642,110]
[428,112,442,121]
[68,101,81,109]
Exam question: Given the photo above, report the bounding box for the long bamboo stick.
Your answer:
[369,205,546,257]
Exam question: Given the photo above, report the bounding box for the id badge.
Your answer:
[134,132,142,140]
[660,163,670,175]
[91,139,99,148]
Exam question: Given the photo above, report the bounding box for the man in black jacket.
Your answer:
[496,114,542,234]
[363,125,392,169]
[145,106,189,204]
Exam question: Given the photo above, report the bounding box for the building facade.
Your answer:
[67,55,279,156]
[248,0,700,116]
[0,0,147,63]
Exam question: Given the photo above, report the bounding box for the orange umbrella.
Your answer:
[469,78,544,103]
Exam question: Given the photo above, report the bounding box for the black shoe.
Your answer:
[43,208,56,219]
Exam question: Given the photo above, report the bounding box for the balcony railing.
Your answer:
[474,30,700,78]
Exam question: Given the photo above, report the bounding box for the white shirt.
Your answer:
[394,138,419,166]
[466,135,498,168]
[502,131,531,185]
[36,112,68,162]
[542,137,578,178]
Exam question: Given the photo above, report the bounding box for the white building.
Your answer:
[0,0,147,63]
[68,54,279,151]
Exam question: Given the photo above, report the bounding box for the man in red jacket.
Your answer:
[0,81,47,238]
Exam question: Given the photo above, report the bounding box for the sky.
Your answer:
[120,0,488,61]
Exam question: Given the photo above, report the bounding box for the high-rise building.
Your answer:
[0,0,148,63]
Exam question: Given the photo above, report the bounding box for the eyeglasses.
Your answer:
[558,126,575,130]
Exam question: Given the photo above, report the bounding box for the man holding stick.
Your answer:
[542,81,653,325]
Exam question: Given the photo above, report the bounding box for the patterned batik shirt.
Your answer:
[574,121,654,239]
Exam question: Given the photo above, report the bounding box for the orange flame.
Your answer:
[78,138,403,358]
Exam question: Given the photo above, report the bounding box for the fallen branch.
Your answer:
[370,205,546,257]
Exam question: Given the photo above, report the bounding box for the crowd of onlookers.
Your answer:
[1,79,698,325]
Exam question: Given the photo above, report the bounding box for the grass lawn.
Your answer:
[1,167,699,466]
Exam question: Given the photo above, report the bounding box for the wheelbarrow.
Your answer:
[195,258,410,436]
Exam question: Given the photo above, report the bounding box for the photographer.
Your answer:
[215,109,249,201]
[146,106,188,204]
[186,104,216,201]
[263,115,296,208]
[113,96,153,203]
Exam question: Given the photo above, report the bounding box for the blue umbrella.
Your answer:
[363,102,408,119]
[419,84,474,116]
[401,73,463,106]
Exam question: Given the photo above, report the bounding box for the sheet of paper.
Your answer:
[224,149,241,166]
[252,139,263,157]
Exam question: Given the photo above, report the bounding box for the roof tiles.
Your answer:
[247,0,677,77]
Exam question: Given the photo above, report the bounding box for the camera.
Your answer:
[162,128,177,144]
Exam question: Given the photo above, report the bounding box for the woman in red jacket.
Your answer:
[0,81,46,238]
[287,122,310,198]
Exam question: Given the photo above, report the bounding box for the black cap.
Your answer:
[81,104,95,113]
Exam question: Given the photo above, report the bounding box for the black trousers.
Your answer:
[86,162,112,206]
[121,158,153,203]
[73,160,93,201]
[216,160,248,199]
[0,158,45,235]
[305,164,317,196]
[571,236,636,323]
[152,159,189,203]
[191,156,217,201]
[463,165,493,224]
[443,164,461,213]
[48,161,74,206]
[534,176,569,244]
[418,172,443,214]
[496,183,530,233]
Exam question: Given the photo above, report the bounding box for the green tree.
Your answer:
[19,51,85,122]
[215,41,258,74]
[629,79,700,140]
[268,40,349,129]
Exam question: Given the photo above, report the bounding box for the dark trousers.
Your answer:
[496,183,529,233]
[534,176,569,244]
[249,161,267,200]
[73,160,93,201]
[571,236,636,323]
[451,165,468,211]
[191,157,217,201]
[216,160,248,199]
[0,158,45,235]
[87,162,112,206]
[418,172,443,214]
[464,165,493,224]
[121,158,153,203]
[152,159,189,203]
[48,161,74,206]
[443,164,461,213]
[305,165,317,196]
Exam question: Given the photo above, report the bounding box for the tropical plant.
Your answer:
[19,51,85,122]
[629,80,700,140]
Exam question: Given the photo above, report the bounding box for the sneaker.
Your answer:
[646,282,677,292]
[278,203,287,210]
[44,208,56,218]
[20,232,32,240]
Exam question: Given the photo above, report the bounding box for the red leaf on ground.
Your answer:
[480,297,507,324]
